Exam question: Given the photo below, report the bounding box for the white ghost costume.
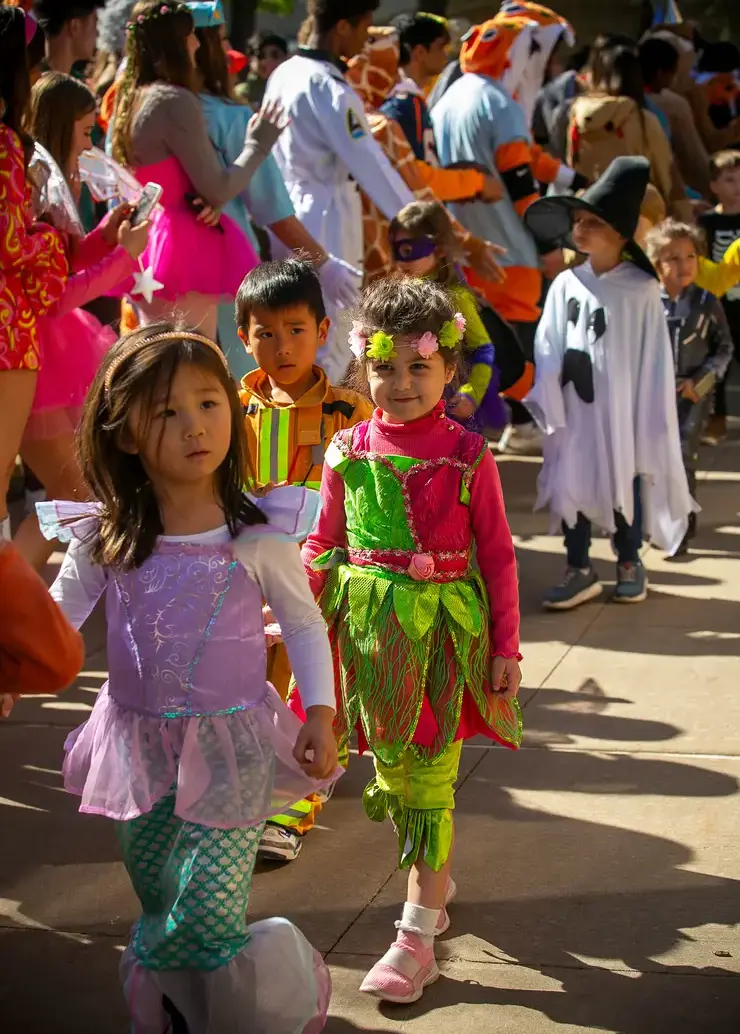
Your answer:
[525,261,696,555]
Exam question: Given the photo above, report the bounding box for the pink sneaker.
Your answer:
[435,878,458,936]
[359,930,439,1004]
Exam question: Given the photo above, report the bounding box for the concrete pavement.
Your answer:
[1,421,739,1033]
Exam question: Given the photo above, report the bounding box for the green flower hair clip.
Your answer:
[365,330,396,361]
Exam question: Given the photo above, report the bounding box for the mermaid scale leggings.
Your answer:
[116,790,264,971]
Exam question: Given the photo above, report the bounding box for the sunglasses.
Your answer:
[391,235,438,262]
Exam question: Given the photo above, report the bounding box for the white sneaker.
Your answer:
[258,824,303,862]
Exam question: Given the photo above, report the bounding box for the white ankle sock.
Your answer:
[398,902,438,947]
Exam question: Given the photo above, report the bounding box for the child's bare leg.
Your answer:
[407,836,453,910]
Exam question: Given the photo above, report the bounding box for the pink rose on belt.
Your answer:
[408,553,435,581]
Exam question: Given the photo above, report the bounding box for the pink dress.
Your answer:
[24,223,135,440]
[134,156,259,301]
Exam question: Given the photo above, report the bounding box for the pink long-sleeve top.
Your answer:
[303,404,520,657]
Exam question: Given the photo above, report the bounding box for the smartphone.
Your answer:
[131,182,162,227]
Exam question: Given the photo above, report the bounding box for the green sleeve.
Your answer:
[449,285,493,406]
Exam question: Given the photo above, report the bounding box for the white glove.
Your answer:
[318,255,362,310]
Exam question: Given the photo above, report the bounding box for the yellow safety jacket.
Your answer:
[240,366,373,491]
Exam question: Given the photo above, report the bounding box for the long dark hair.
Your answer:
[195,25,231,99]
[112,0,195,164]
[589,40,646,108]
[78,323,265,570]
[28,72,96,182]
[0,6,33,162]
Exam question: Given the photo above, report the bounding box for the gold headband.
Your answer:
[104,331,229,397]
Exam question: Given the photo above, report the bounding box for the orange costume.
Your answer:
[0,541,84,696]
[0,125,68,371]
[346,30,499,282]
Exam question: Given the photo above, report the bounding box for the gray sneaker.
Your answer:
[543,567,602,610]
[613,560,648,603]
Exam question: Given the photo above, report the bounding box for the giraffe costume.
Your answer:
[346,29,499,283]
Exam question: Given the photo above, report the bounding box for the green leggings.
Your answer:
[363,740,463,872]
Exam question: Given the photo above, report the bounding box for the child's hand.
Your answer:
[1,693,20,718]
[677,379,700,403]
[101,203,134,246]
[293,705,338,780]
[490,656,521,701]
[448,393,476,422]
[118,218,150,260]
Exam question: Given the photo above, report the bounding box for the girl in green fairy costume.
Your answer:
[302,276,523,1005]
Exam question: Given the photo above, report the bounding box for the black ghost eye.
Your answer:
[481,28,498,41]
[589,308,607,340]
[566,297,581,327]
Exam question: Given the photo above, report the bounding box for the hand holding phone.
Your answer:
[131,182,163,227]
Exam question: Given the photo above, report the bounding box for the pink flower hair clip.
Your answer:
[348,321,367,359]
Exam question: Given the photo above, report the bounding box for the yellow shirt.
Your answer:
[696,238,740,297]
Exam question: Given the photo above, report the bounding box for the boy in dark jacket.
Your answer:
[647,219,733,553]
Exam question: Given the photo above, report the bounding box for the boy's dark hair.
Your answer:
[300,0,379,41]
[235,259,327,328]
[639,37,679,85]
[252,32,288,58]
[392,12,450,67]
[709,149,740,180]
[78,323,265,571]
[33,0,105,38]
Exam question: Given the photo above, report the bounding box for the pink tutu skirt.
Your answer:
[121,918,331,1034]
[134,157,259,302]
[25,308,115,440]
[63,682,339,827]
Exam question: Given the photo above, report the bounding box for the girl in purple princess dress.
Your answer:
[37,324,339,1034]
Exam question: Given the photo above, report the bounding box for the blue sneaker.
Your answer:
[543,567,602,610]
[613,560,648,603]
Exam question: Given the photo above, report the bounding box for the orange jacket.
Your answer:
[0,543,84,695]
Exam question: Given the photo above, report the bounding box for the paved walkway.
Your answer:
[1,417,739,1033]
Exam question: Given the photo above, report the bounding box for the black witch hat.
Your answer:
[524,156,657,278]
